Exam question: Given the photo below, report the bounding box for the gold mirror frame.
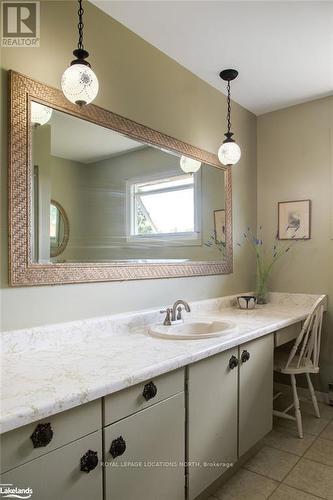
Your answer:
[8,71,233,286]
[50,200,70,258]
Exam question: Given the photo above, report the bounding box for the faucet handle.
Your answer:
[176,306,183,321]
[160,308,172,326]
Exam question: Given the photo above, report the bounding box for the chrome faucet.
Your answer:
[160,300,191,326]
[171,299,191,322]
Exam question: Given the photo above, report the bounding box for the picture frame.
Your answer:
[214,209,226,243]
[278,200,311,240]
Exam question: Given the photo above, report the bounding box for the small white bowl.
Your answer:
[237,296,257,310]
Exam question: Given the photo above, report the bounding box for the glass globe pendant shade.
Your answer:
[31,102,53,126]
[218,140,241,166]
[180,155,201,174]
[218,69,241,166]
[61,63,99,106]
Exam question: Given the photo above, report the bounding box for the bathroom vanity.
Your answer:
[0,292,325,500]
[3,72,326,500]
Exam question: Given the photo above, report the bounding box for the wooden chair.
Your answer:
[273,296,325,438]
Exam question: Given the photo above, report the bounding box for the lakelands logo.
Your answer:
[0,484,33,499]
[1,1,40,47]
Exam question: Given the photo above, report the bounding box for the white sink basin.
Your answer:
[149,320,236,340]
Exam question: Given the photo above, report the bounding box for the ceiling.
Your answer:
[92,0,333,115]
[50,111,142,163]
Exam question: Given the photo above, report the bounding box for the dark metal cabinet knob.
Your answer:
[229,355,238,370]
[110,436,126,458]
[241,350,250,363]
[30,423,53,448]
[142,381,157,401]
[80,450,99,473]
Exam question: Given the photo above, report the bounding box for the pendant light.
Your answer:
[61,0,99,106]
[218,69,241,166]
[31,102,52,126]
[180,155,201,174]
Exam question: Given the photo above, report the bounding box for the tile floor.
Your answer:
[208,397,333,500]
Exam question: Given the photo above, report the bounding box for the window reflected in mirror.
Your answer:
[127,173,200,244]
[31,103,226,264]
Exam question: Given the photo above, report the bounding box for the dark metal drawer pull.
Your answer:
[80,450,99,473]
[142,381,157,401]
[110,436,126,458]
[30,423,53,448]
[228,355,238,370]
[241,350,250,363]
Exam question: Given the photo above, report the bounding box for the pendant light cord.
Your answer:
[77,0,84,50]
[227,80,231,135]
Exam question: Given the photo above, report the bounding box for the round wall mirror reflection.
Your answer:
[50,200,69,257]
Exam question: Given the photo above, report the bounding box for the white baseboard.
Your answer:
[274,382,329,404]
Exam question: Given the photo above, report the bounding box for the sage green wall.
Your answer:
[257,96,333,391]
[49,156,89,262]
[0,0,257,331]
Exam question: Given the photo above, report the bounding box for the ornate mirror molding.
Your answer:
[8,71,232,286]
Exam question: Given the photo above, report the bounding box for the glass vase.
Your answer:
[256,275,269,304]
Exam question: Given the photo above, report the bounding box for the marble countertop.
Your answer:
[0,292,326,434]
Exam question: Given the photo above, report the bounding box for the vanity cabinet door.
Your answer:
[1,430,102,500]
[187,348,238,500]
[104,392,185,500]
[239,334,273,457]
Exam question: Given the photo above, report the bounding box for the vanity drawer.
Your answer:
[274,322,302,347]
[103,393,184,500]
[103,368,184,425]
[1,430,102,500]
[1,399,101,473]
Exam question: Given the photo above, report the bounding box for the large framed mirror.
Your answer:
[8,71,232,286]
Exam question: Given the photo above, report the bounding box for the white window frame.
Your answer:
[125,169,202,246]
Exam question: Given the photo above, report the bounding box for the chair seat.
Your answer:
[274,351,319,374]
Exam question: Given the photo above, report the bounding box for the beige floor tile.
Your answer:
[304,437,333,467]
[321,420,333,441]
[284,458,333,499]
[301,400,333,420]
[270,483,322,500]
[263,427,316,456]
[213,468,278,500]
[274,414,330,436]
[243,446,299,481]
